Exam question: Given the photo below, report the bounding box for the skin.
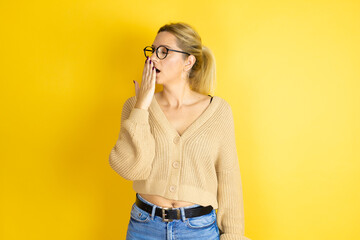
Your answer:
[134,31,212,208]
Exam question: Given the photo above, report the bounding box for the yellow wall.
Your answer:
[1,0,359,239]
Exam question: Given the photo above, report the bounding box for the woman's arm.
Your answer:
[108,96,155,181]
[216,102,250,240]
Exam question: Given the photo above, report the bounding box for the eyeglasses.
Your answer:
[143,45,190,60]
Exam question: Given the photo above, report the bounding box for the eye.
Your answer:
[158,46,167,54]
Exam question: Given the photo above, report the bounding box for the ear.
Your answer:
[184,55,196,72]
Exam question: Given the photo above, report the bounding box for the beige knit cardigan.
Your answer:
[109,95,250,240]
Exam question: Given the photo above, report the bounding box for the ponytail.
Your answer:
[198,45,216,95]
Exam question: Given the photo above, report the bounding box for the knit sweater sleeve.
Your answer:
[216,102,250,240]
[108,96,155,181]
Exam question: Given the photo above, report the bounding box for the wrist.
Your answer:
[134,102,148,111]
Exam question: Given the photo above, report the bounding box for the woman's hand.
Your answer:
[134,57,156,111]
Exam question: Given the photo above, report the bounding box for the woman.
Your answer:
[109,22,250,240]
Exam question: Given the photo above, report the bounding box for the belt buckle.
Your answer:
[161,207,180,222]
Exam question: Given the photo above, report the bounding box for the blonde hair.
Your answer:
[158,22,216,95]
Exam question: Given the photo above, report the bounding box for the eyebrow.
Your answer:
[151,44,171,48]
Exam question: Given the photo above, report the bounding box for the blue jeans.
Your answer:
[126,193,220,240]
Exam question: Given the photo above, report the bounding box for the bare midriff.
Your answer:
[139,193,197,208]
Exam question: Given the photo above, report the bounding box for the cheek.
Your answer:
[163,58,183,76]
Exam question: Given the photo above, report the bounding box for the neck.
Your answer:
[159,81,195,109]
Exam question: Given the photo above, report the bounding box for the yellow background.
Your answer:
[1,0,359,239]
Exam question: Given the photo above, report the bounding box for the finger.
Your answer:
[148,59,154,78]
[143,57,150,74]
[134,80,139,97]
[143,61,150,87]
[146,59,152,81]
[151,66,156,85]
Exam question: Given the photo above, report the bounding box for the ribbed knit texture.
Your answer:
[109,95,250,240]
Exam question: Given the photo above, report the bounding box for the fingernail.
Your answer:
[133,80,135,84]
[152,66,155,70]
[150,60,152,64]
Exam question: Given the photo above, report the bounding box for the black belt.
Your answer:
[135,194,213,222]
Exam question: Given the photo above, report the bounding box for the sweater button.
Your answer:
[169,185,176,192]
[172,161,180,169]
[173,136,180,144]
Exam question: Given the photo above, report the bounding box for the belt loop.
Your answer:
[151,205,156,220]
[180,207,186,222]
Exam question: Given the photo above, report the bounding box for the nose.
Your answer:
[150,51,159,63]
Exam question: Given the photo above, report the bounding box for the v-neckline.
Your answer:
[149,95,220,139]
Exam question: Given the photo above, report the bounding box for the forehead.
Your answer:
[152,31,178,48]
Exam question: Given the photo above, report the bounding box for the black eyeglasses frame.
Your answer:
[143,45,191,60]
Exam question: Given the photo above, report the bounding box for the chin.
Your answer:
[155,75,162,83]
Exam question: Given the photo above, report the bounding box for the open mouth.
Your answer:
[155,68,160,73]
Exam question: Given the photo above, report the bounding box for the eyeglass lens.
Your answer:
[144,46,168,59]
